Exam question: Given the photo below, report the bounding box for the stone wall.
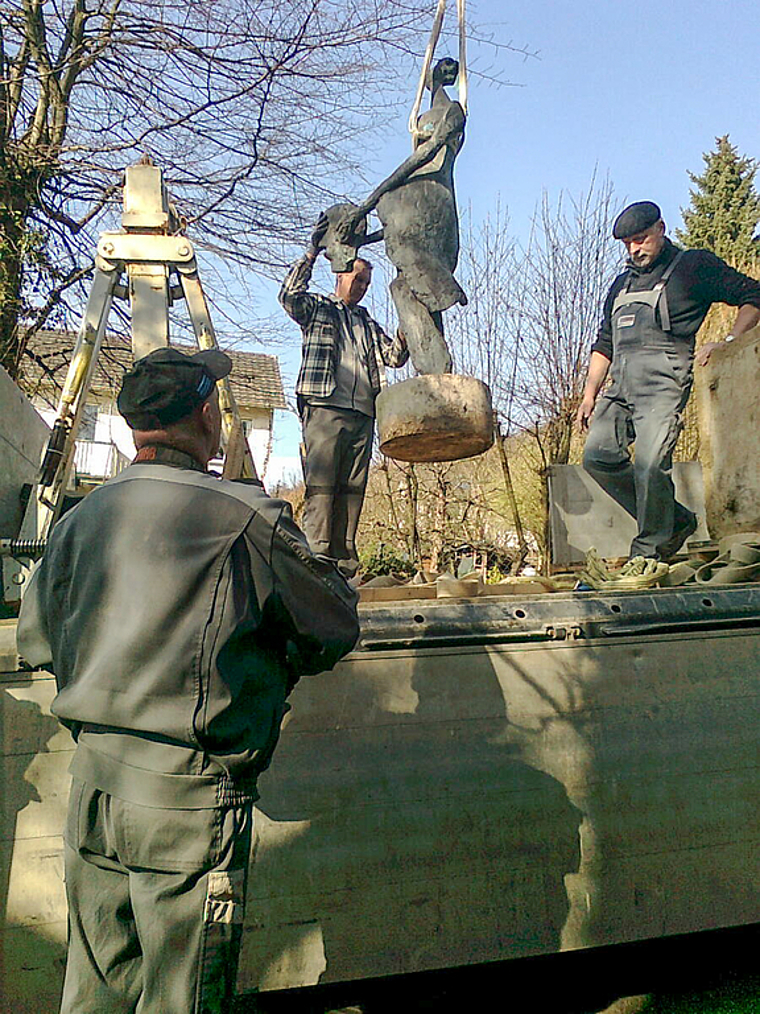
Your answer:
[696,325,760,538]
[0,368,50,608]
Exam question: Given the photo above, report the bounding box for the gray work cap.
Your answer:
[118,346,231,430]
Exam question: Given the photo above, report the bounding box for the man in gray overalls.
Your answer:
[578,201,760,560]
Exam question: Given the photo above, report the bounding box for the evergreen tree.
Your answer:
[677,135,760,267]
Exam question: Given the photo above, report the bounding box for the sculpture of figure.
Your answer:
[338,57,467,374]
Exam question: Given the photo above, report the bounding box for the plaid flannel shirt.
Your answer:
[280,255,409,400]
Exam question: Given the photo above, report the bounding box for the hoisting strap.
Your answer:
[408,0,468,138]
[457,0,468,115]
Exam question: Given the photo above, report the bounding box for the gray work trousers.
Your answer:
[300,402,374,568]
[583,345,693,559]
[60,779,253,1014]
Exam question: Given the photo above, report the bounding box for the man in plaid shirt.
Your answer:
[280,224,408,575]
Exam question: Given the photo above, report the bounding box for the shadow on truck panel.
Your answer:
[1,683,66,1012]
[251,641,583,987]
[236,922,760,1014]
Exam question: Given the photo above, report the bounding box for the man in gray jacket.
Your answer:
[17,346,359,1014]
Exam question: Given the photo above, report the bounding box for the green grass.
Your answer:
[640,972,760,1013]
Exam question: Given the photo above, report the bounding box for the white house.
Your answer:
[23,331,287,485]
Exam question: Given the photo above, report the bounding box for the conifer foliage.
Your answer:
[677,135,760,268]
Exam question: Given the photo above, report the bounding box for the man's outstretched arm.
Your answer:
[278,216,330,327]
[372,318,409,369]
[245,499,360,684]
[695,303,760,366]
[279,251,321,328]
[576,351,611,431]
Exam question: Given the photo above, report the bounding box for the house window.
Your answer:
[79,404,99,441]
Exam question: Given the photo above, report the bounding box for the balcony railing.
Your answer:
[74,439,130,480]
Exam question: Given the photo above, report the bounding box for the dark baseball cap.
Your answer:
[117,346,232,430]
[613,201,662,239]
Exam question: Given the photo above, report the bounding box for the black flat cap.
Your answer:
[613,201,662,239]
[117,346,231,430]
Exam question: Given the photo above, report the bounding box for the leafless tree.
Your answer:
[450,202,517,411]
[447,177,621,564]
[446,203,532,563]
[513,179,622,562]
[510,177,620,452]
[358,450,517,574]
[0,0,444,379]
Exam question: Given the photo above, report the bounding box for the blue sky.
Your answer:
[262,0,760,484]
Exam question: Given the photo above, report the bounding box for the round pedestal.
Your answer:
[376,375,494,463]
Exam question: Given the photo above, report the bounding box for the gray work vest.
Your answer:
[608,250,693,401]
[611,251,686,351]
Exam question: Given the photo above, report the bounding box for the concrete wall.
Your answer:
[0,369,50,608]
[0,367,49,539]
[548,463,709,566]
[696,325,760,538]
[2,606,758,1011]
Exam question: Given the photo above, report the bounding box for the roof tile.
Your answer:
[23,330,287,412]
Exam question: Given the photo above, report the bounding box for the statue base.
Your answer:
[376,375,494,463]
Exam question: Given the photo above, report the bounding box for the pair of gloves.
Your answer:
[578,549,669,591]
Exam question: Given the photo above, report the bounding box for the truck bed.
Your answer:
[1,585,759,1010]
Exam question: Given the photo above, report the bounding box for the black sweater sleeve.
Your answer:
[590,247,760,361]
[590,273,627,360]
[688,249,760,310]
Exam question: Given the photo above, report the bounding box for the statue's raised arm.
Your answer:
[346,86,466,228]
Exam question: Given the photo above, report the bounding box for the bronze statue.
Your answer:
[333,57,467,375]
[308,53,493,466]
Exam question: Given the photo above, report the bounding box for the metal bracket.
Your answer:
[97,234,194,264]
[544,625,583,641]
[14,158,259,557]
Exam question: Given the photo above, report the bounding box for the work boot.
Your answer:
[337,559,360,580]
[331,491,365,576]
[657,510,698,561]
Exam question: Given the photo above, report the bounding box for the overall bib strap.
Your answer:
[654,250,684,332]
[611,250,684,331]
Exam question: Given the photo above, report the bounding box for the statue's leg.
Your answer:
[390,275,452,374]
[402,249,468,314]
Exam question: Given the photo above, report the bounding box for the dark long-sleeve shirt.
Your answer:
[591,238,760,360]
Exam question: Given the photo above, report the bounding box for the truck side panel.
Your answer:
[1,603,759,1009]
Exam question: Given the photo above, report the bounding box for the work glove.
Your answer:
[308,212,330,256]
